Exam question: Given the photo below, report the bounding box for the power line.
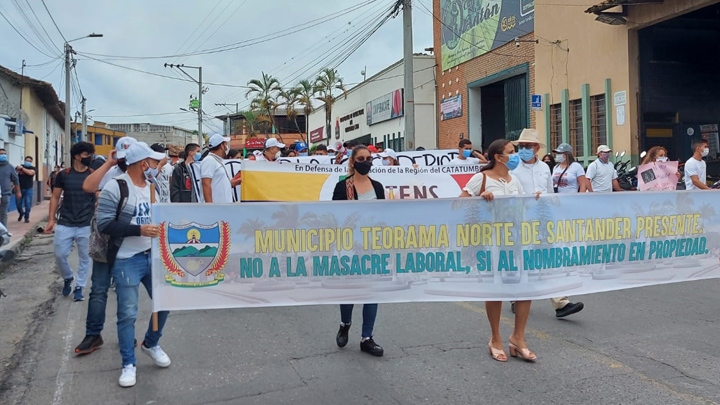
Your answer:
[40,0,67,43]
[94,111,188,118]
[0,8,58,58]
[78,0,379,61]
[15,0,61,54]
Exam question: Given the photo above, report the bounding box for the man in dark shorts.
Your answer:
[45,142,97,301]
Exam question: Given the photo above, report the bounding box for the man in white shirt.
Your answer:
[449,139,484,165]
[511,129,554,194]
[150,144,173,203]
[685,138,710,190]
[200,134,240,203]
[510,128,584,319]
[587,145,622,193]
[255,138,285,162]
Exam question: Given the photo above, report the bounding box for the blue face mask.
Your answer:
[462,150,472,158]
[517,147,535,162]
[503,153,520,171]
[0,155,7,163]
[299,152,308,157]
[24,161,32,167]
[346,149,352,157]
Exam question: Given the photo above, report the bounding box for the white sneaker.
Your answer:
[118,365,136,387]
[141,343,171,368]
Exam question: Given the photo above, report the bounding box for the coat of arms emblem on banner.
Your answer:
[159,222,230,287]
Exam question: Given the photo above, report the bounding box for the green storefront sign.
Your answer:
[440,0,534,70]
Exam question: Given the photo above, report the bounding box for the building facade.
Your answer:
[216,109,308,151]
[434,0,536,152]
[0,65,65,203]
[71,121,126,157]
[535,0,720,166]
[307,54,437,151]
[107,123,198,146]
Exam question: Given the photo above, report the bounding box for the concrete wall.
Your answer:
[0,75,25,165]
[21,87,44,181]
[307,55,437,150]
[534,0,719,162]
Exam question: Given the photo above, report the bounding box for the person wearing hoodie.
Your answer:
[0,148,20,227]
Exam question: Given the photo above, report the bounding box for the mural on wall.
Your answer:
[440,0,534,69]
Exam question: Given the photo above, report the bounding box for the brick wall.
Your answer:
[433,0,536,150]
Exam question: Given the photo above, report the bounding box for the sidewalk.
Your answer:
[3,200,50,261]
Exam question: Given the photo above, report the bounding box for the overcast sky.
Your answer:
[0,0,434,134]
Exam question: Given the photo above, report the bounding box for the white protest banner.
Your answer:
[240,160,481,201]
[188,159,243,202]
[277,149,462,166]
[152,191,720,311]
[638,161,679,191]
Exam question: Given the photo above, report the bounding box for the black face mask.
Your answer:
[80,157,93,167]
[117,159,127,172]
[354,161,372,176]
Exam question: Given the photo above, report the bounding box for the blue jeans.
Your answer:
[17,188,32,219]
[340,304,378,338]
[112,251,170,367]
[53,225,91,287]
[85,260,111,336]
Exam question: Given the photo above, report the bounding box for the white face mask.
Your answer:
[702,147,709,157]
[555,154,566,163]
[656,156,668,162]
[382,159,391,166]
[274,151,281,160]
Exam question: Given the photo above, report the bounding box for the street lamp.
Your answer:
[65,33,103,165]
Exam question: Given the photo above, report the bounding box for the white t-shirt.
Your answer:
[586,159,618,193]
[98,166,124,190]
[553,162,586,193]
[200,153,233,203]
[116,183,152,260]
[464,172,524,197]
[449,157,481,165]
[512,160,553,194]
[684,157,706,190]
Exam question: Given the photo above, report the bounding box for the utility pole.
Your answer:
[403,0,415,151]
[81,98,87,142]
[165,64,204,147]
[63,33,103,163]
[64,43,71,165]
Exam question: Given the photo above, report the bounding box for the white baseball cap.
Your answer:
[208,134,231,149]
[265,138,285,149]
[379,148,397,160]
[115,137,137,159]
[125,142,166,165]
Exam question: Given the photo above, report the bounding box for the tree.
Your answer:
[314,68,347,146]
[295,79,317,143]
[279,87,305,143]
[237,110,269,139]
[246,72,281,138]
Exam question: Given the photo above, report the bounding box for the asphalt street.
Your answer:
[2,234,720,405]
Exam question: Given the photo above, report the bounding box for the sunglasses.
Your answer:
[354,156,372,162]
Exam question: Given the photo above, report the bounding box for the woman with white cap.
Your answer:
[552,143,588,193]
[379,148,399,166]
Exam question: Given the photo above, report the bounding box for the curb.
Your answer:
[0,213,49,273]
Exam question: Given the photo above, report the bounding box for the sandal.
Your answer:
[488,342,507,362]
[508,342,537,362]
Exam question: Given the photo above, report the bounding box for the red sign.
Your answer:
[309,127,324,143]
[245,138,265,149]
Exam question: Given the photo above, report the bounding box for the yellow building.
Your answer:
[535,0,720,166]
[71,121,126,157]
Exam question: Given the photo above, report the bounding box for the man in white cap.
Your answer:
[586,145,622,193]
[82,137,137,194]
[74,139,142,356]
[510,128,584,319]
[201,134,240,203]
[255,138,286,162]
[379,148,398,166]
[96,142,171,387]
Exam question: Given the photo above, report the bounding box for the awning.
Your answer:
[585,0,664,25]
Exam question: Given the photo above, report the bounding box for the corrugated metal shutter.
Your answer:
[504,75,527,141]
